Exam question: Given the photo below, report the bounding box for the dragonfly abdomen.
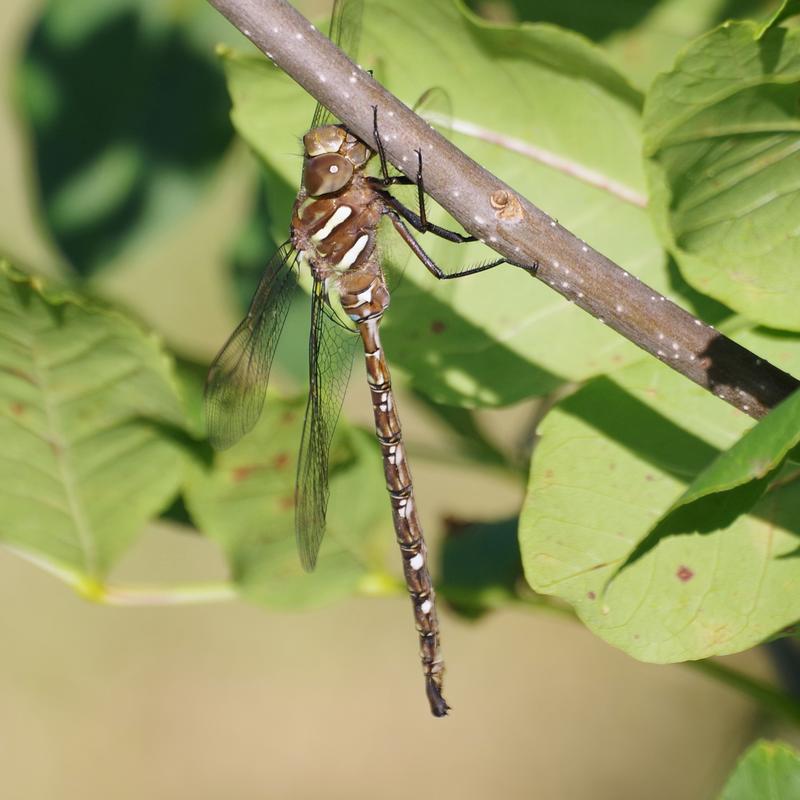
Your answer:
[350,311,449,718]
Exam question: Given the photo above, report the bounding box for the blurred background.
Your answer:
[0,0,797,798]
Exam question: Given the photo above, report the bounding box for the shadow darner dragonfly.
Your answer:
[205,0,532,717]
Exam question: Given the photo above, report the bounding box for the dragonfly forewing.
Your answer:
[310,0,364,131]
[205,242,298,450]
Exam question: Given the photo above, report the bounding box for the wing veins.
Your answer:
[205,242,298,450]
[310,0,364,130]
[295,277,358,570]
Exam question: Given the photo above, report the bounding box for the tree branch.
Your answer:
[207,0,800,420]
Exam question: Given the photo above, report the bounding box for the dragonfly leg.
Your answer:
[412,148,430,228]
[372,105,409,185]
[370,147,475,241]
[371,118,476,243]
[387,210,536,279]
[371,107,422,191]
[381,189,476,244]
[404,149,471,237]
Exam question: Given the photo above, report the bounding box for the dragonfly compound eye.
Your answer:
[342,139,372,168]
[303,154,354,196]
[303,125,347,157]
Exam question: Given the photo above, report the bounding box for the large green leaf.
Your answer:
[719,740,800,800]
[519,326,800,662]
[644,18,800,330]
[0,262,187,586]
[614,381,800,575]
[184,394,394,609]
[497,0,781,89]
[17,0,239,275]
[222,0,677,407]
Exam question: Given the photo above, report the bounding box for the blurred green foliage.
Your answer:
[439,517,524,618]
[17,0,239,275]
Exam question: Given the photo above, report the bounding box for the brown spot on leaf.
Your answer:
[9,402,24,416]
[273,452,290,470]
[543,469,554,479]
[281,411,296,425]
[232,465,258,482]
[587,591,596,600]
[431,320,446,334]
[676,565,694,582]
[645,474,655,481]
[279,495,295,510]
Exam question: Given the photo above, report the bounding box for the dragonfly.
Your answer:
[205,0,532,717]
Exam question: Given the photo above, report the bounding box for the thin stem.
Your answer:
[206,0,800,420]
[5,546,239,606]
[508,585,800,726]
[685,657,800,728]
[92,581,238,606]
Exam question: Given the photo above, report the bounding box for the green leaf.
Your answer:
[17,0,239,275]
[719,740,800,800]
[222,0,676,407]
[183,395,393,609]
[614,381,800,576]
[758,0,800,38]
[487,0,771,89]
[0,262,187,586]
[519,327,800,662]
[644,20,800,331]
[604,0,777,89]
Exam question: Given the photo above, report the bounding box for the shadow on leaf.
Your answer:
[18,2,233,274]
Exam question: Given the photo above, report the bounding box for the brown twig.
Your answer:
[206,0,799,420]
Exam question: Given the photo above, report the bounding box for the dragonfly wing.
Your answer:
[295,277,358,571]
[310,0,364,130]
[205,242,298,450]
[412,86,452,131]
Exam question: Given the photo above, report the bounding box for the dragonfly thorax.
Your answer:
[302,124,373,197]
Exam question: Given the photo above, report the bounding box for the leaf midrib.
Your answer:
[29,334,98,576]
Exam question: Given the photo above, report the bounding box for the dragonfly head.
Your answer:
[302,125,373,196]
